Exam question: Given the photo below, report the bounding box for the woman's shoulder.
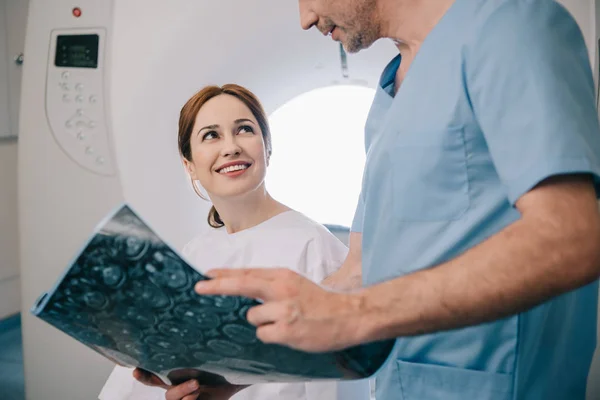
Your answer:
[181,227,226,256]
[271,210,349,250]
[271,210,335,235]
[272,210,349,280]
[181,210,349,255]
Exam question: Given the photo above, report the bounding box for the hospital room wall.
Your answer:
[0,0,27,320]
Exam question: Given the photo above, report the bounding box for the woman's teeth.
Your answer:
[219,164,249,174]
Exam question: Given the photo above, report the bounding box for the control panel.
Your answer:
[46,29,115,175]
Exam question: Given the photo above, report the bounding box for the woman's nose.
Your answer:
[221,137,242,157]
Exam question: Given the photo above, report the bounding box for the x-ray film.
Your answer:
[31,204,395,386]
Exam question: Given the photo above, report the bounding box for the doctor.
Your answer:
[196,0,600,399]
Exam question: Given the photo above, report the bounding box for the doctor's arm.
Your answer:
[321,231,362,291]
[194,175,600,352]
[352,174,600,342]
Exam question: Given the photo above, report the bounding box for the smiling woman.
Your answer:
[178,85,274,228]
[98,83,372,400]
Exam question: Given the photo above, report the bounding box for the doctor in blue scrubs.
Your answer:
[195,0,600,399]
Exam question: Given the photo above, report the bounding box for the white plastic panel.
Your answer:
[19,2,123,400]
[46,28,115,175]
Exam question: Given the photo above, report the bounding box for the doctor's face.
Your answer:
[184,94,269,200]
[298,0,379,53]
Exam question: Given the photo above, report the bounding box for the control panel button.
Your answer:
[77,132,85,141]
[89,95,97,104]
[85,146,94,155]
[59,82,69,91]
[75,83,84,92]
[62,94,70,103]
[76,109,83,116]
[61,71,70,79]
[88,121,96,128]
[65,120,73,128]
[96,156,105,165]
[75,95,84,103]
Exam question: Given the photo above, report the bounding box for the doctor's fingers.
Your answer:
[204,267,293,280]
[254,317,317,350]
[195,276,271,300]
[196,270,304,301]
[165,380,201,400]
[246,300,302,327]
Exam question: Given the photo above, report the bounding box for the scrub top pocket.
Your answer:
[391,126,469,221]
[396,360,513,400]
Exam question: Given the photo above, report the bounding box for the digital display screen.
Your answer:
[54,34,99,69]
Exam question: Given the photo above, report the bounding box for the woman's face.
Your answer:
[184,94,268,199]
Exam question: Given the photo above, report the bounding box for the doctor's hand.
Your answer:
[132,368,247,400]
[194,268,366,353]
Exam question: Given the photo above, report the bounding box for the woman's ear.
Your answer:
[182,158,197,180]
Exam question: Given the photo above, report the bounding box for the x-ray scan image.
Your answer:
[31,204,395,386]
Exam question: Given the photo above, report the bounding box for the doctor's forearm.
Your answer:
[352,182,600,342]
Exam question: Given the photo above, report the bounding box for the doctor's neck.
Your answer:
[209,188,290,235]
[378,0,456,55]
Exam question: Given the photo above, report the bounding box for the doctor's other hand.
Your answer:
[132,368,246,400]
[194,268,365,353]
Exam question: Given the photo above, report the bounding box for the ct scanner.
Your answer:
[14,0,600,399]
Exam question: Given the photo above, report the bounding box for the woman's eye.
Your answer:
[202,131,218,140]
[238,125,254,134]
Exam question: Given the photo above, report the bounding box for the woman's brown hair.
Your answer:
[178,84,273,228]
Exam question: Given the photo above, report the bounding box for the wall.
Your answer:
[0,0,27,320]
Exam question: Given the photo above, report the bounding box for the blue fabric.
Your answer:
[353,0,600,399]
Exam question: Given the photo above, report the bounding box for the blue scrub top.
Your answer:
[352,0,600,399]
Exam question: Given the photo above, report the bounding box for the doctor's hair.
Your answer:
[177,83,273,228]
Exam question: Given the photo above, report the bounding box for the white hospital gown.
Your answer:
[98,210,370,400]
